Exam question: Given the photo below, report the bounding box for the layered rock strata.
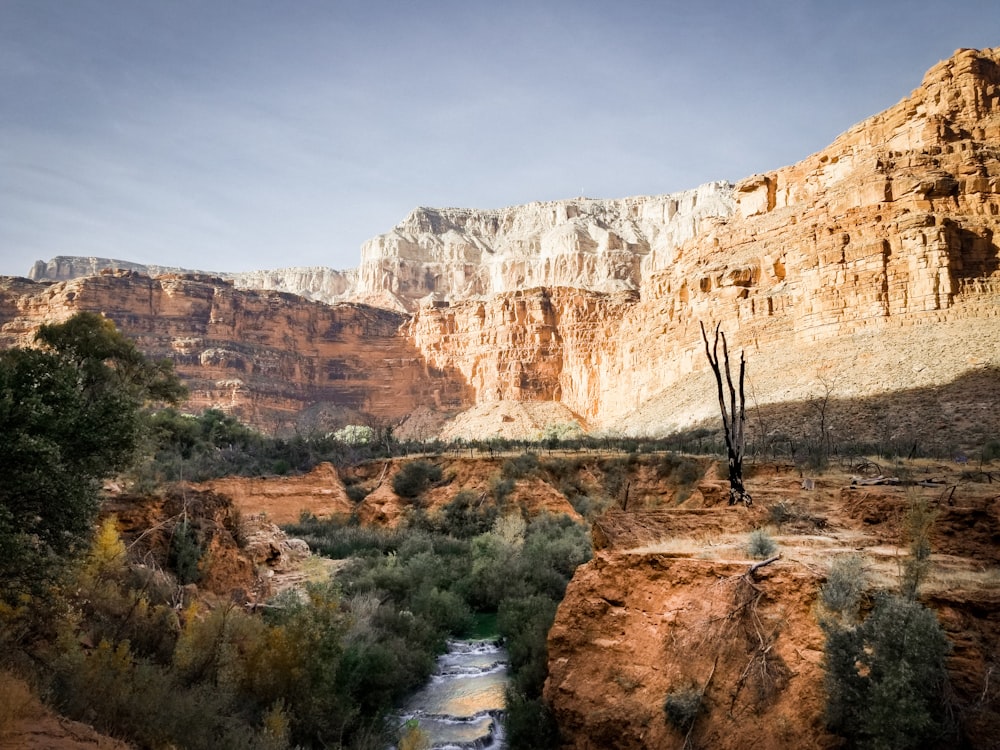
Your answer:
[28,257,357,307]
[411,48,1000,438]
[9,49,1000,442]
[354,181,733,311]
[0,272,472,431]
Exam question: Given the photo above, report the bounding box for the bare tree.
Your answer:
[700,322,752,506]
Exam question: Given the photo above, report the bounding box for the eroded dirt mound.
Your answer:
[195,462,353,524]
[0,672,131,750]
[549,460,1000,749]
[545,552,832,750]
[104,487,309,600]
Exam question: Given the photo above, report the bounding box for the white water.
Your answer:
[397,639,508,749]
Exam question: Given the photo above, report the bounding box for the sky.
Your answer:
[1,1,998,277]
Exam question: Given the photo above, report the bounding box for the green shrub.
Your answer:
[441,490,497,539]
[746,528,777,560]
[901,491,936,600]
[169,519,202,585]
[822,594,950,748]
[981,439,1000,463]
[821,554,867,619]
[663,686,702,731]
[392,460,442,499]
[345,484,369,503]
[502,452,540,479]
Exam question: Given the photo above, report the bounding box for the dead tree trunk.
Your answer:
[700,321,752,507]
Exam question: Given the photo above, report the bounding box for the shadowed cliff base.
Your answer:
[646,366,1000,462]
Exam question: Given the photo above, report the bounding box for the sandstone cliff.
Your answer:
[409,47,1000,441]
[28,256,358,307]
[8,49,1000,446]
[0,272,472,432]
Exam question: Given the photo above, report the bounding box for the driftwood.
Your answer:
[746,554,781,577]
[850,475,901,486]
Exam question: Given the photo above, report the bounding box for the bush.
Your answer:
[822,594,950,748]
[345,484,369,503]
[664,686,702,731]
[169,519,202,585]
[392,461,442,499]
[820,554,867,619]
[502,452,540,479]
[747,528,777,559]
[441,490,497,539]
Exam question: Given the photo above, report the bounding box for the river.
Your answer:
[397,637,509,749]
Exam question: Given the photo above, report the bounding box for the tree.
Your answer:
[700,322,752,506]
[35,311,186,405]
[822,594,950,748]
[0,313,184,598]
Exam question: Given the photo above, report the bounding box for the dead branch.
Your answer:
[746,554,781,577]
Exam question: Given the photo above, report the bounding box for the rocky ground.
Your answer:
[546,458,1000,749]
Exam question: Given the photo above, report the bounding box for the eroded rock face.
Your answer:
[0,272,473,432]
[545,553,831,750]
[28,257,359,306]
[354,182,734,311]
[9,49,1000,442]
[408,47,1000,438]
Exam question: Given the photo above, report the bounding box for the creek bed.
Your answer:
[398,638,508,749]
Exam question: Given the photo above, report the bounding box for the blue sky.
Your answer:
[1,0,997,276]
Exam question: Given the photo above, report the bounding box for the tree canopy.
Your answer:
[0,312,185,598]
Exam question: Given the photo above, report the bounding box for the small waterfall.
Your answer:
[396,638,509,749]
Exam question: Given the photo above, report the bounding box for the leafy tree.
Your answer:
[36,311,186,405]
[822,594,950,749]
[0,313,184,599]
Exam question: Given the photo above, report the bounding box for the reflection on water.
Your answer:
[398,639,508,749]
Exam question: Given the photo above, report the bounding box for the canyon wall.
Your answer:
[0,272,472,432]
[409,47,1000,437]
[8,48,1000,443]
[353,181,733,311]
[28,257,358,307]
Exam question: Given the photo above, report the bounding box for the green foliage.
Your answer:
[170,519,203,585]
[820,554,867,621]
[488,472,516,503]
[538,422,583,449]
[441,489,498,539]
[392,460,443,498]
[35,311,187,405]
[0,313,183,600]
[901,491,936,600]
[822,594,950,749]
[324,509,590,748]
[332,424,375,445]
[502,452,540,479]
[345,483,369,502]
[504,687,561,749]
[747,528,778,559]
[663,686,703,731]
[981,439,1000,463]
[657,453,702,485]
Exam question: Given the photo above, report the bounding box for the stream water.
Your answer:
[397,638,508,749]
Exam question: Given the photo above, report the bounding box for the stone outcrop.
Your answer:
[0,271,472,432]
[28,256,358,307]
[354,182,733,311]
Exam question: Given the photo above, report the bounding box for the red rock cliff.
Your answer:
[0,272,472,431]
